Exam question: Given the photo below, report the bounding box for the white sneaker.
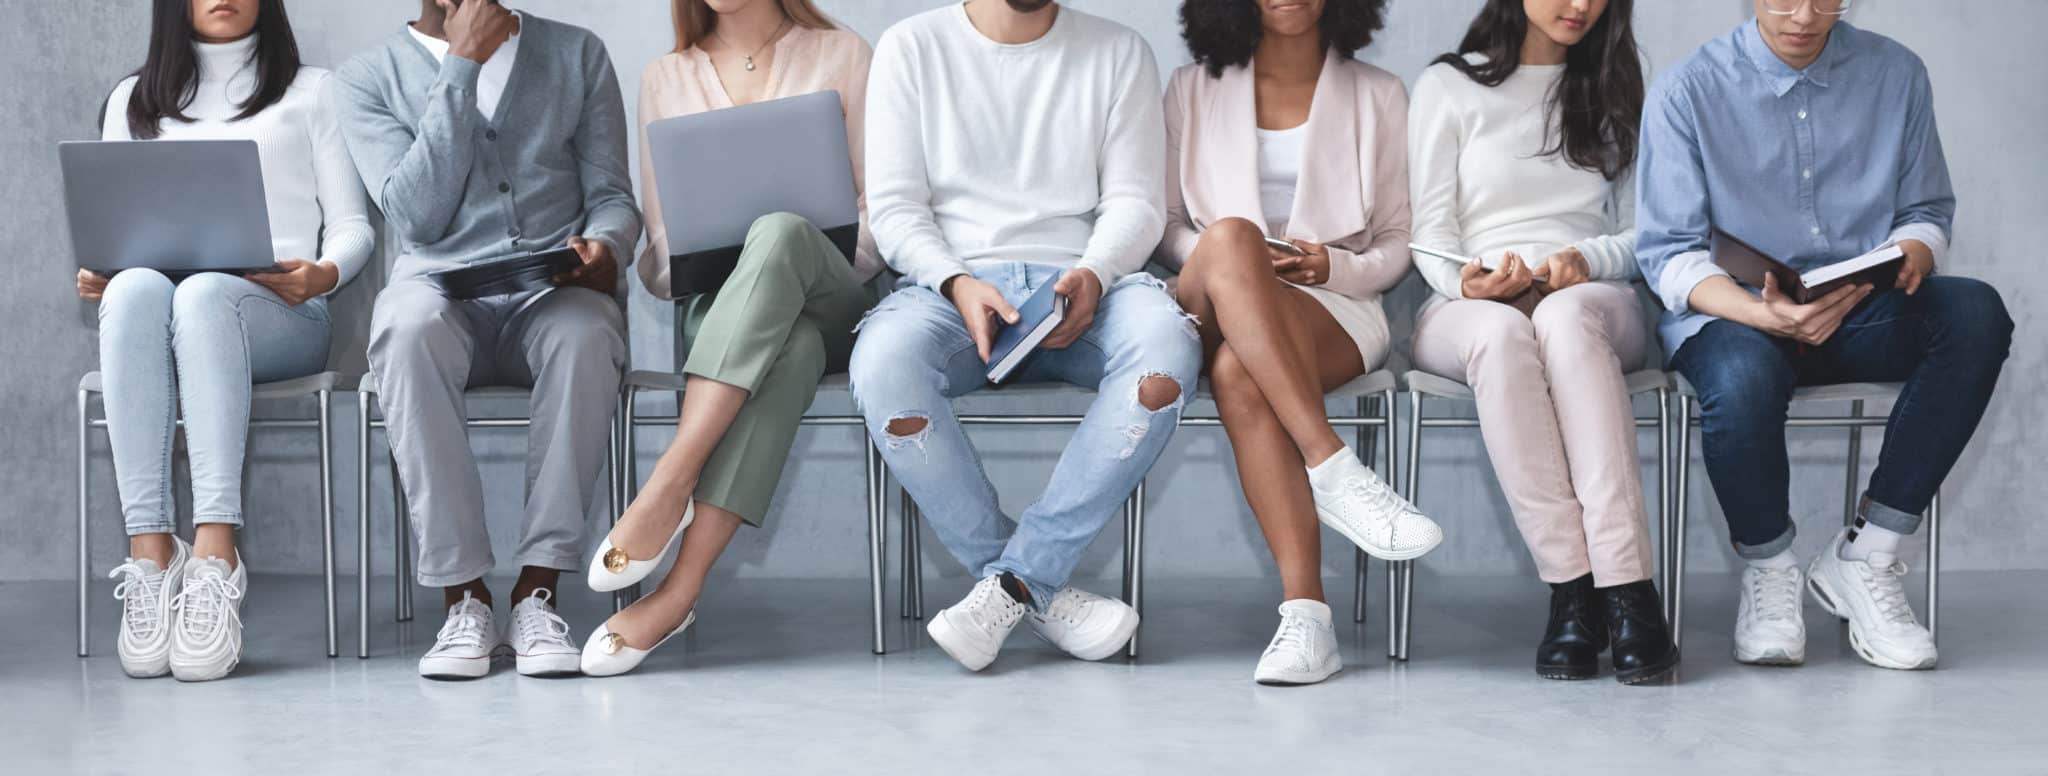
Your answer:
[926,576,1027,672]
[110,537,190,678]
[1808,531,1938,670]
[1028,587,1139,661]
[1253,599,1342,685]
[418,592,503,680]
[1309,452,1442,560]
[509,589,581,677]
[1734,564,1807,666]
[168,553,247,682]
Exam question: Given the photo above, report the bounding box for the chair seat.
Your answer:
[80,370,349,400]
[1672,375,1904,403]
[1404,369,1670,400]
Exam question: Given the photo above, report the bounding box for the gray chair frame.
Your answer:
[1398,369,1676,662]
[1668,378,1941,653]
[77,371,347,658]
[353,379,627,658]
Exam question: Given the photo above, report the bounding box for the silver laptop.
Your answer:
[60,139,278,275]
[647,90,859,297]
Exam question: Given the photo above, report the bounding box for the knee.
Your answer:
[169,272,246,325]
[1208,347,1262,416]
[742,212,816,270]
[847,332,933,409]
[370,300,459,361]
[748,212,813,243]
[1693,360,1793,425]
[1927,277,2014,360]
[1188,218,1268,281]
[1530,292,1611,357]
[1138,374,1184,412]
[1460,304,1538,363]
[99,268,174,324]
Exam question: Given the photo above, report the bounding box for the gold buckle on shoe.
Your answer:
[603,547,630,574]
[602,632,626,655]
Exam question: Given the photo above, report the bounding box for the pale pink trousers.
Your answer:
[1411,282,1654,586]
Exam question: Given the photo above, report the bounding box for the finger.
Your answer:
[992,294,1020,325]
[1905,269,1923,296]
[968,316,994,362]
[1459,260,1484,281]
[1272,256,1302,271]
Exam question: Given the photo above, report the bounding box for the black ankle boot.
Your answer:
[1604,580,1680,685]
[1536,574,1606,680]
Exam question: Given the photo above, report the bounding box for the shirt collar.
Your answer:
[1738,17,1841,97]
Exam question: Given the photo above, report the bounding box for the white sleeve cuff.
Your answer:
[1657,249,1728,316]
[1888,222,1950,268]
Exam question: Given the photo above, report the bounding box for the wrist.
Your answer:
[940,273,967,301]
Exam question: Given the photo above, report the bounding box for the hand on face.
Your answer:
[439,0,520,64]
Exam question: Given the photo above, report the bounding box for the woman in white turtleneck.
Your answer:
[78,0,371,682]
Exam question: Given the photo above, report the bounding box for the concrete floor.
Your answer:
[7,571,2046,775]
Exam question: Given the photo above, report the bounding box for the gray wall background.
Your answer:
[4,0,2041,584]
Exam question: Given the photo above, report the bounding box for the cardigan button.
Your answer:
[485,129,498,141]
[498,182,511,194]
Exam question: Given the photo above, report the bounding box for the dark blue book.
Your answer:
[985,281,1069,384]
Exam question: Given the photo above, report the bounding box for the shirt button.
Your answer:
[1802,169,1813,179]
[1810,226,1822,235]
[485,129,498,141]
[498,182,511,194]
[1798,110,1809,120]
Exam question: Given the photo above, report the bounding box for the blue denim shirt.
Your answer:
[1635,20,1955,357]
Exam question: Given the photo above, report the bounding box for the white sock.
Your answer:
[1305,447,1359,490]
[1841,518,1904,562]
[1748,546,1800,570]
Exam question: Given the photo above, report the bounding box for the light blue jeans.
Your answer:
[98,270,332,536]
[848,262,1203,609]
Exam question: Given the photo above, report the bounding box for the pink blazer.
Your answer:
[1158,49,1413,302]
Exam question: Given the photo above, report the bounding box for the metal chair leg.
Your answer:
[1673,395,1695,653]
[1394,390,1423,660]
[911,496,925,619]
[865,439,887,655]
[78,388,91,658]
[614,390,638,614]
[391,457,413,623]
[318,390,338,658]
[1928,491,1941,643]
[356,391,372,659]
[1352,395,1376,624]
[900,491,919,619]
[1126,480,1146,659]
[1844,401,1864,528]
[1657,387,1673,620]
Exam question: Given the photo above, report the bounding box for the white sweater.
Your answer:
[1407,58,1636,300]
[864,4,1165,292]
[102,36,374,292]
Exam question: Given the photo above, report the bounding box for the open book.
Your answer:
[1711,229,1904,304]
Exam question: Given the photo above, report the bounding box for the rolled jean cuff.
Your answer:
[192,513,243,529]
[982,562,1057,614]
[1732,523,1797,560]
[415,558,496,589]
[126,520,177,538]
[513,549,588,574]
[1859,494,1924,535]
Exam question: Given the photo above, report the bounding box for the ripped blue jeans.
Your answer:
[848,262,1202,608]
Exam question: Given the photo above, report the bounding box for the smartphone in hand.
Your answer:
[1265,236,1307,257]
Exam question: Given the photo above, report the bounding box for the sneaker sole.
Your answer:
[1316,508,1442,561]
[1034,611,1141,662]
[926,612,998,672]
[1807,575,1937,671]
[1255,663,1341,686]
[516,652,584,677]
[1733,645,1806,666]
[418,655,494,680]
[171,657,239,682]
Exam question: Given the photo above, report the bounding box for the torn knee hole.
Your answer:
[1137,376,1183,412]
[885,416,929,437]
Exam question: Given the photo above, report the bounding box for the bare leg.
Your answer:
[443,578,491,609]
[510,566,560,603]
[129,533,176,567]
[1177,218,1354,464]
[601,504,744,647]
[191,524,237,570]
[608,376,748,557]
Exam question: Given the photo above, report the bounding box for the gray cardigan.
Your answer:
[328,14,640,285]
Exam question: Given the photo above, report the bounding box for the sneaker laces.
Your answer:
[1264,614,1315,659]
[1857,560,1918,627]
[965,578,1024,631]
[515,591,574,647]
[171,565,242,642]
[433,599,493,652]
[1341,470,1409,522]
[1041,590,1092,628]
[110,561,166,640]
[1748,567,1802,622]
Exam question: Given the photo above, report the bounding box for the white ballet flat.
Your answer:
[586,499,694,593]
[579,611,696,678]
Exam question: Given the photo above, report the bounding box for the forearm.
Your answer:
[349,59,483,242]
[1686,275,1766,328]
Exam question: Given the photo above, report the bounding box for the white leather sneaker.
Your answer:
[581,611,696,678]
[418,593,502,680]
[1253,599,1342,685]
[1308,454,1442,560]
[587,499,694,593]
[509,589,581,677]
[927,576,1027,672]
[1808,531,1938,670]
[1028,587,1139,661]
[110,537,190,678]
[168,553,247,682]
[1734,564,1807,666]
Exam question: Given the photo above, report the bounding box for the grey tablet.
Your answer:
[60,139,278,275]
[646,90,859,297]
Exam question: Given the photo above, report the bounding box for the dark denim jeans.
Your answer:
[1670,276,2013,558]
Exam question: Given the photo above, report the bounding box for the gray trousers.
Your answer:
[369,277,625,587]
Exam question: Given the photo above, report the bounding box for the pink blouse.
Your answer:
[635,25,880,299]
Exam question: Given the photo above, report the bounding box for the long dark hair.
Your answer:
[1434,0,1643,180]
[126,0,302,139]
[1181,0,1389,79]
